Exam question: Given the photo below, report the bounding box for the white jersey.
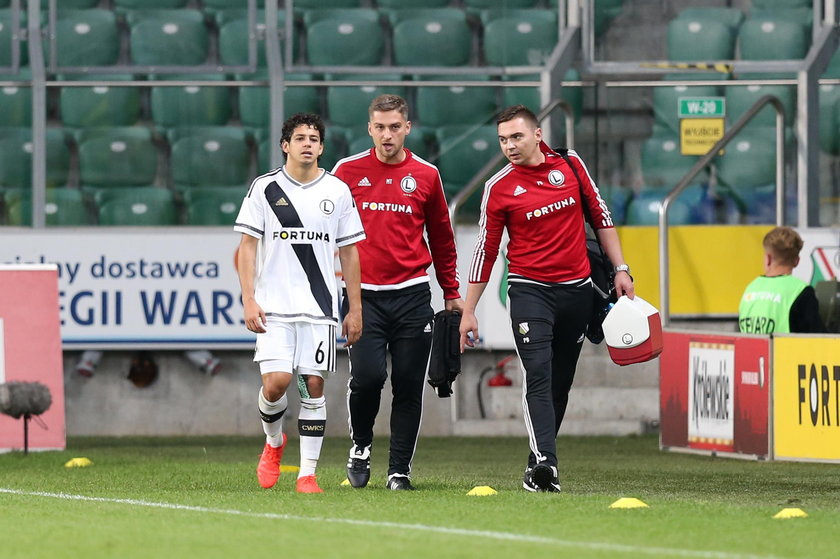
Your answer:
[234,167,365,325]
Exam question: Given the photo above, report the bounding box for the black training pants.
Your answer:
[508,281,593,468]
[343,286,434,477]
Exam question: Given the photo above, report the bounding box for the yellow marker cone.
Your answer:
[609,497,649,509]
[64,457,93,468]
[280,465,300,473]
[773,508,808,519]
[341,479,351,486]
[467,485,497,496]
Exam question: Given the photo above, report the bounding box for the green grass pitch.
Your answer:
[1,434,838,559]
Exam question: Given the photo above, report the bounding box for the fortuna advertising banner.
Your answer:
[773,336,840,462]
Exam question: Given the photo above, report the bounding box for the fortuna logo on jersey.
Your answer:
[361,201,413,214]
[273,229,331,242]
[525,196,576,220]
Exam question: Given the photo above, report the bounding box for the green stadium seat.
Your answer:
[392,16,471,66]
[167,126,251,187]
[382,7,466,28]
[715,130,778,189]
[751,0,810,9]
[435,125,500,186]
[59,74,142,128]
[41,0,100,7]
[0,9,27,67]
[0,127,70,190]
[150,73,232,129]
[597,184,634,226]
[301,8,379,28]
[5,187,90,227]
[652,76,720,135]
[296,0,361,7]
[667,17,735,61]
[415,76,498,127]
[464,0,537,8]
[202,0,266,9]
[0,80,32,127]
[97,186,178,226]
[77,126,159,187]
[749,7,812,27]
[128,10,209,66]
[183,186,245,225]
[482,10,558,66]
[738,17,809,61]
[320,126,348,172]
[239,71,319,131]
[115,0,188,8]
[640,133,706,189]
[724,80,796,128]
[257,134,272,171]
[305,17,384,66]
[51,9,120,67]
[217,10,290,68]
[326,73,406,128]
[624,189,694,226]
[675,7,744,30]
[377,0,449,8]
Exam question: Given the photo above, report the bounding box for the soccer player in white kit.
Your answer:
[235,113,365,493]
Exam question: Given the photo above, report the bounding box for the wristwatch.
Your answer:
[614,264,630,274]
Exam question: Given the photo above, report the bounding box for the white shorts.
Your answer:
[254,319,337,377]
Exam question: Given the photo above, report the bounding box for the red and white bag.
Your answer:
[602,295,663,366]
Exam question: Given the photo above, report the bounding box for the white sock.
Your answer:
[258,389,287,447]
[298,396,326,477]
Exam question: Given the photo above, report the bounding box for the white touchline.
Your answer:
[0,488,784,559]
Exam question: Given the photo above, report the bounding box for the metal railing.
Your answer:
[658,94,785,326]
[448,98,576,225]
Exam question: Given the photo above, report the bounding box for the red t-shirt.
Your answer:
[332,148,461,299]
[469,144,614,284]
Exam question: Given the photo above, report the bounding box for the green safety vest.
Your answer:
[738,275,808,334]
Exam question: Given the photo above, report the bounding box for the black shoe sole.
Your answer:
[531,464,554,491]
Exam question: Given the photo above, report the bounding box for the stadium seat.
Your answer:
[295,0,361,7]
[715,131,777,188]
[150,74,232,129]
[128,10,209,66]
[42,0,100,7]
[675,7,744,30]
[377,0,449,8]
[0,8,27,67]
[482,10,558,66]
[239,72,320,131]
[77,126,159,187]
[0,80,32,127]
[748,7,813,27]
[750,0,810,9]
[382,7,467,28]
[435,125,500,186]
[640,133,706,189]
[624,189,694,226]
[326,74,406,128]
[724,80,796,128]
[167,126,251,187]
[97,186,178,226]
[738,17,809,60]
[51,9,120,67]
[667,17,735,61]
[5,187,90,227]
[415,76,498,127]
[257,134,272,171]
[218,10,291,68]
[464,0,538,8]
[114,0,188,8]
[305,17,384,66]
[301,8,379,28]
[201,0,266,9]
[59,74,142,128]
[652,76,721,135]
[597,185,633,226]
[392,16,472,66]
[183,186,245,226]
[0,127,70,190]
[320,126,348,172]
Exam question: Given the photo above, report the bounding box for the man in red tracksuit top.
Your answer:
[460,105,635,493]
[332,94,463,491]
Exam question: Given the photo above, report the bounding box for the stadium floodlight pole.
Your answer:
[657,95,784,327]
